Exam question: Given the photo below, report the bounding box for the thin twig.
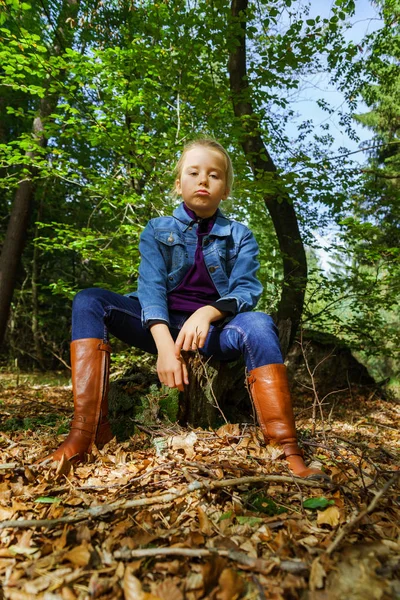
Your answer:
[47,461,176,494]
[197,351,228,425]
[114,546,308,575]
[326,472,400,556]
[0,474,331,530]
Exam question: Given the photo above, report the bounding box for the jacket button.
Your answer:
[209,266,217,274]
[169,276,173,281]
[204,238,209,246]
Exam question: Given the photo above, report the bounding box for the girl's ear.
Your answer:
[175,179,182,195]
[221,187,230,200]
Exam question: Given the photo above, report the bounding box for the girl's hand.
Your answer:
[157,350,189,391]
[174,306,227,356]
[150,322,189,391]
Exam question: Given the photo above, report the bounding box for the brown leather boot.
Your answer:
[40,338,113,464]
[248,364,329,480]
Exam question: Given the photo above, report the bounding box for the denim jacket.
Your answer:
[127,203,263,328]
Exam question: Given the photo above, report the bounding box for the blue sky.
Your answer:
[288,1,383,267]
[286,0,382,160]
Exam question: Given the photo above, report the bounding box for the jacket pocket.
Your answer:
[155,229,187,273]
[215,238,238,276]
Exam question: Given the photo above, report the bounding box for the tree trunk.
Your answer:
[228,0,307,357]
[0,0,79,344]
[31,195,45,369]
[178,353,251,428]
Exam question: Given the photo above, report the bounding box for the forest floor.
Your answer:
[0,372,399,600]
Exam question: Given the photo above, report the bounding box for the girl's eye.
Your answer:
[189,172,197,176]
[210,173,219,179]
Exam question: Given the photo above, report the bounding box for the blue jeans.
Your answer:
[72,288,283,371]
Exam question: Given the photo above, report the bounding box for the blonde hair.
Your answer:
[174,138,234,193]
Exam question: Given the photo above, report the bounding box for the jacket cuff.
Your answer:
[210,299,237,314]
[141,306,170,329]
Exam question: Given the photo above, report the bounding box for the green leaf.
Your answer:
[303,497,335,510]
[236,516,263,526]
[218,510,233,522]
[248,494,287,516]
[34,496,62,504]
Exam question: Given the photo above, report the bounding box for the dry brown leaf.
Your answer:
[123,567,161,600]
[317,506,340,528]
[185,571,204,593]
[2,590,36,600]
[123,568,143,600]
[63,542,91,567]
[76,524,91,543]
[24,567,72,594]
[153,560,181,574]
[88,572,117,598]
[0,506,14,519]
[260,443,284,461]
[299,535,319,548]
[53,524,69,550]
[55,452,72,480]
[309,557,326,591]
[152,579,184,600]
[216,423,241,438]
[239,540,258,558]
[169,432,198,458]
[197,505,214,535]
[64,495,84,506]
[8,544,38,557]
[61,586,78,600]
[202,556,227,596]
[216,568,244,600]
[326,555,389,599]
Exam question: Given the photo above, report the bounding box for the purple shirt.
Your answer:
[168,205,220,312]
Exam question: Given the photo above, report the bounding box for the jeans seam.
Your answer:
[103,305,143,343]
[223,324,257,370]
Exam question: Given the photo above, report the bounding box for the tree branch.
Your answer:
[0,474,330,530]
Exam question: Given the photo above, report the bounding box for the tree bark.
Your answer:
[228,0,307,357]
[0,0,79,344]
[178,353,251,428]
[31,194,45,369]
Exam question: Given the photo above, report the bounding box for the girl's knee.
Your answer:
[238,311,277,333]
[72,288,106,312]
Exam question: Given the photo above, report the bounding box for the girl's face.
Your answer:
[175,146,229,218]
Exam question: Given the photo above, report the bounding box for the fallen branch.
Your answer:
[114,546,308,575]
[326,472,400,555]
[0,473,330,530]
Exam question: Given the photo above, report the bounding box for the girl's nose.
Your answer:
[198,173,208,186]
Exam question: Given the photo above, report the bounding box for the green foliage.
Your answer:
[34,496,62,504]
[159,387,180,423]
[245,492,288,516]
[303,0,399,370]
[0,413,68,432]
[0,0,398,381]
[303,497,335,510]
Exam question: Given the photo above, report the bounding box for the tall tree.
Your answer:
[0,0,79,344]
[228,0,308,355]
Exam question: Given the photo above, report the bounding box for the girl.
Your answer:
[41,139,326,480]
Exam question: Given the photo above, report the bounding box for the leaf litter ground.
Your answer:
[0,376,399,600]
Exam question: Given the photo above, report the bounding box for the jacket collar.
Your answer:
[172,202,231,237]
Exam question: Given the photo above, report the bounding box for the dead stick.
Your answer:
[326,472,400,556]
[0,474,330,530]
[114,547,308,575]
